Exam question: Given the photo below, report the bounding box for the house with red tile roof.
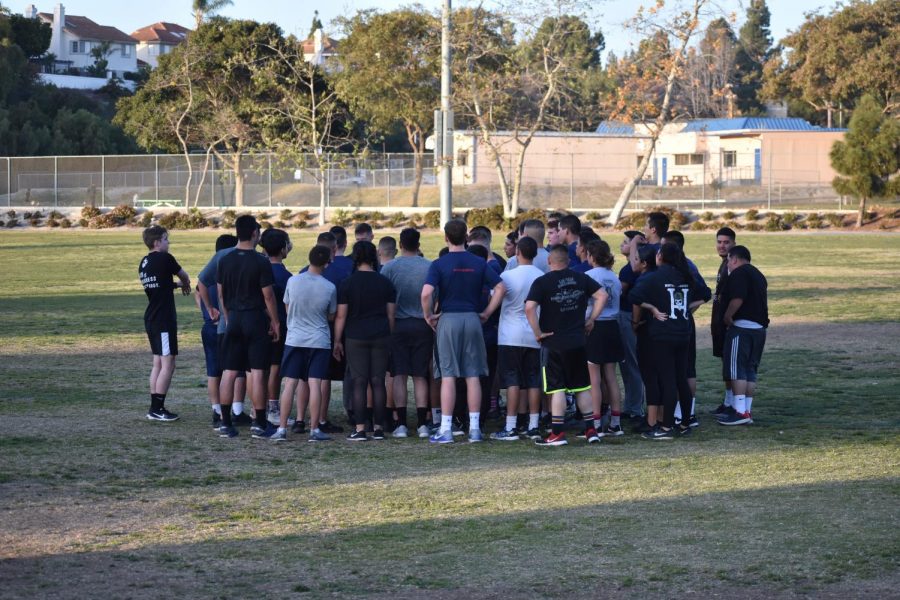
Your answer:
[131,22,191,68]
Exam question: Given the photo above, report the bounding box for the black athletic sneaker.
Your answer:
[633,419,652,434]
[710,403,729,415]
[147,408,179,422]
[232,412,253,426]
[688,415,700,428]
[292,420,307,434]
[641,425,674,440]
[676,425,693,437]
[212,412,222,429]
[319,420,344,434]
[372,429,385,440]
[524,428,542,440]
[347,430,368,441]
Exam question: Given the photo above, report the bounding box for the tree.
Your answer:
[678,18,737,118]
[87,41,112,77]
[192,0,233,28]
[733,0,771,115]
[333,8,440,207]
[9,13,51,58]
[830,95,900,227]
[605,0,709,226]
[309,10,324,37]
[762,0,900,126]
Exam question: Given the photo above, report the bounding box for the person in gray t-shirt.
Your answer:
[504,219,550,273]
[274,246,338,441]
[379,228,434,437]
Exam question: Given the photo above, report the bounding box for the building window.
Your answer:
[723,150,737,167]
[121,44,132,57]
[71,41,80,53]
[675,153,704,166]
[456,149,468,167]
[636,155,644,167]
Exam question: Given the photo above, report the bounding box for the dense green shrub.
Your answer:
[744,209,759,221]
[81,206,101,219]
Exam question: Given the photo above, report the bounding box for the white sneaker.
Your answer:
[393,425,409,438]
[417,425,431,438]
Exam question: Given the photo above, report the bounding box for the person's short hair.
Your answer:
[355,222,373,237]
[444,218,468,246]
[329,225,347,249]
[717,226,737,240]
[548,244,570,265]
[142,225,167,250]
[646,211,670,236]
[661,230,685,249]
[547,218,559,231]
[506,230,519,243]
[235,214,259,242]
[350,240,378,268]
[468,225,492,245]
[399,227,421,251]
[260,228,289,257]
[728,245,751,262]
[559,214,581,236]
[637,244,658,267]
[516,236,538,260]
[586,239,614,269]
[467,244,489,260]
[308,245,332,268]
[579,229,600,247]
[623,230,643,240]
[316,231,336,247]
[438,246,450,258]
[215,234,238,252]
[522,219,545,243]
[378,236,397,258]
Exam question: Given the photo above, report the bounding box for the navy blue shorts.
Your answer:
[498,345,541,389]
[201,322,220,377]
[281,345,331,381]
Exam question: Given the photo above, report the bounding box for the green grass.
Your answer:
[0,230,898,598]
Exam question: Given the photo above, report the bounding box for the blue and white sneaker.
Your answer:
[308,429,332,442]
[218,425,239,438]
[429,430,455,444]
[468,428,484,443]
[271,428,287,442]
[251,423,277,439]
[490,429,520,441]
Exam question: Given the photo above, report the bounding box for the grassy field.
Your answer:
[0,229,898,599]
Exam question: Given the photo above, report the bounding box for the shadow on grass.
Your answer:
[0,478,897,599]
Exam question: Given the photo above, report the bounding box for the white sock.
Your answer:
[212,403,222,415]
[594,417,602,429]
[690,397,696,417]
[432,408,441,423]
[440,414,453,434]
[469,412,480,431]
[734,394,747,414]
[529,413,539,430]
[232,401,244,415]
[505,416,517,432]
[746,396,753,413]
[674,403,683,421]
[724,389,734,407]
[268,399,278,410]
[276,427,286,435]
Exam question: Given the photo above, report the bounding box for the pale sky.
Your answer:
[25,0,844,57]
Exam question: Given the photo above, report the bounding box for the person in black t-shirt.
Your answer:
[215,215,281,439]
[525,245,604,447]
[719,245,768,426]
[139,226,191,422]
[710,227,736,415]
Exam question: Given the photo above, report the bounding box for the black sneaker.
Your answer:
[710,403,729,415]
[688,415,700,428]
[599,423,624,438]
[372,429,385,440]
[218,425,239,438]
[676,425,693,437]
[291,420,307,434]
[319,420,344,434]
[232,412,253,426]
[347,430,368,441]
[212,412,222,429]
[715,406,737,421]
[147,408,179,422]
[524,428,542,440]
[641,425,674,440]
[633,419,652,434]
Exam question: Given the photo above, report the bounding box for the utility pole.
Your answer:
[437,0,453,227]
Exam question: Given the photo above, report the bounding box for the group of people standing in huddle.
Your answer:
[138,209,768,446]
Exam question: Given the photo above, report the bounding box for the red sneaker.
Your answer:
[535,432,568,446]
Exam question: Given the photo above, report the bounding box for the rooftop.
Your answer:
[38,12,135,44]
[131,22,191,44]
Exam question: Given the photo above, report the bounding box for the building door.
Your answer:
[754,149,761,183]
[661,157,667,187]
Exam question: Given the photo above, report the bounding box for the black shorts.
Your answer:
[281,345,330,381]
[498,345,541,389]
[222,310,271,371]
[217,334,245,379]
[270,322,288,365]
[722,326,766,383]
[586,320,624,364]
[146,320,178,357]
[201,321,220,377]
[391,318,433,378]
[541,346,590,395]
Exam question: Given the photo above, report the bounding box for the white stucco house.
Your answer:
[131,22,191,69]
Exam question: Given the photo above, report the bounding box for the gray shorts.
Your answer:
[433,312,488,378]
[722,326,766,382]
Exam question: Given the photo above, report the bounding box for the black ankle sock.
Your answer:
[221,408,233,426]
[396,407,407,428]
[255,409,268,427]
[416,407,428,428]
[150,394,164,412]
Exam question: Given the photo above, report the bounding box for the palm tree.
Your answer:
[192,0,234,28]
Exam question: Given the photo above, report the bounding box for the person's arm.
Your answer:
[262,285,280,342]
[640,301,667,321]
[217,282,228,327]
[480,281,506,323]
[586,288,608,333]
[333,304,348,359]
[421,284,439,331]
[387,302,396,333]
[197,280,220,322]
[525,300,552,342]
[723,298,743,327]
[176,269,191,296]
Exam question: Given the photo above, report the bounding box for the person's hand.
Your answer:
[269,321,281,342]
[333,341,344,361]
[584,320,595,335]
[534,330,553,343]
[181,281,191,296]
[426,313,440,331]
[651,307,668,321]
[479,312,489,324]
[724,315,733,327]
[208,307,220,322]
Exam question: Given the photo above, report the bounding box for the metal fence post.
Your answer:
[101,156,105,207]
[210,154,215,207]
[267,153,272,207]
[569,153,574,210]
[155,155,159,203]
[767,151,772,210]
[6,157,10,207]
[54,156,58,207]
[386,153,391,208]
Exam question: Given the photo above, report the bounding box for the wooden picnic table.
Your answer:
[668,175,692,186]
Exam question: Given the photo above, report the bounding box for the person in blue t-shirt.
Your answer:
[558,214,582,267]
[617,230,647,420]
[422,219,505,444]
[261,228,293,425]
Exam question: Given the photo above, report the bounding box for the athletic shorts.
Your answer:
[586,320,624,364]
[281,345,330,381]
[345,336,391,380]
[146,320,177,357]
[498,345,541,389]
[269,322,287,365]
[201,321,220,377]
[722,326,766,383]
[391,318,433,378]
[221,310,271,371]
[541,346,590,394]
[434,312,488,378]
[217,334,245,379]
[687,319,697,379]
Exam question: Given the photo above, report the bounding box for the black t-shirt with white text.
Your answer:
[526,269,600,351]
[628,264,693,342]
[725,263,768,327]
[140,251,182,325]
[338,270,396,340]
[216,249,274,312]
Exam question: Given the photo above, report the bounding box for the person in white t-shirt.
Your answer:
[490,237,545,441]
